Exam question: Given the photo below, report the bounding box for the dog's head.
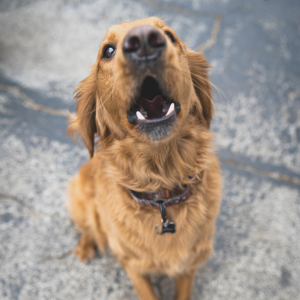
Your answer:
[69,17,213,157]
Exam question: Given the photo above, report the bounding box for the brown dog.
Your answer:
[68,17,221,300]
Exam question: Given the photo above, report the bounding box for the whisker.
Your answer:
[210,82,227,103]
[162,15,175,23]
[100,20,108,30]
[181,70,227,105]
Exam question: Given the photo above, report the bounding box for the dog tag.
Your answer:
[156,200,176,235]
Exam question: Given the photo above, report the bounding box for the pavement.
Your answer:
[0,0,299,299]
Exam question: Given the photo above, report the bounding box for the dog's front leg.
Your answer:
[175,270,196,300]
[124,265,159,300]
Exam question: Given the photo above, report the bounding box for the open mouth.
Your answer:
[127,77,181,130]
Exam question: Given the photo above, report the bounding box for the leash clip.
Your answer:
[155,200,176,235]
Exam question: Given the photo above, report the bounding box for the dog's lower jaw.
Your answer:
[136,112,178,141]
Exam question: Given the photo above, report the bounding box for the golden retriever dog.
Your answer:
[68,17,221,300]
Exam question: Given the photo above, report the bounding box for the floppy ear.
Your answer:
[68,65,97,158]
[186,50,213,128]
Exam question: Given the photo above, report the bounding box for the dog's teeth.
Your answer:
[166,103,175,116]
[136,111,145,120]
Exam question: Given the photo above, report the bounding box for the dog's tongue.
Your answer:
[138,95,163,119]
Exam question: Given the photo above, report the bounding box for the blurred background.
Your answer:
[0,0,299,299]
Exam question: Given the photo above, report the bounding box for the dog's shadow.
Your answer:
[150,274,175,300]
[86,248,209,300]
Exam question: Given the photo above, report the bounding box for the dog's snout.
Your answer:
[123,25,166,61]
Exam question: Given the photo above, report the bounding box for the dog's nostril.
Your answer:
[123,26,166,61]
[148,32,165,48]
[123,36,140,53]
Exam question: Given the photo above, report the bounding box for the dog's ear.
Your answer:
[186,50,213,128]
[68,65,97,158]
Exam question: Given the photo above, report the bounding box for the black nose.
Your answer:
[123,25,166,61]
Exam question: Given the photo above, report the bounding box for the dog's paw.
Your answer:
[73,233,96,262]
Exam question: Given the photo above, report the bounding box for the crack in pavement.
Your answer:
[0,83,69,117]
[0,84,299,187]
[139,0,219,17]
[0,192,35,210]
[0,193,70,219]
[138,0,223,55]
[220,159,300,186]
[197,15,223,54]
[39,250,73,262]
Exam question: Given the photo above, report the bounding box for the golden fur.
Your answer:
[68,17,221,300]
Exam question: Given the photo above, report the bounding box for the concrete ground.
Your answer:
[0,0,299,299]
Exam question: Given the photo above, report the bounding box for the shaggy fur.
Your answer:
[68,17,221,300]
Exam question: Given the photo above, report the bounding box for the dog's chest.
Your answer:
[103,195,209,276]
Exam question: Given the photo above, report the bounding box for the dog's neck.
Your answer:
[100,118,213,192]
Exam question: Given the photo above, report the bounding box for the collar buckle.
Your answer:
[155,200,176,235]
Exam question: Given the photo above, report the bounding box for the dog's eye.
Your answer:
[103,45,116,59]
[165,31,176,43]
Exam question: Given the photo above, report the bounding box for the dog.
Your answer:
[68,17,221,300]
